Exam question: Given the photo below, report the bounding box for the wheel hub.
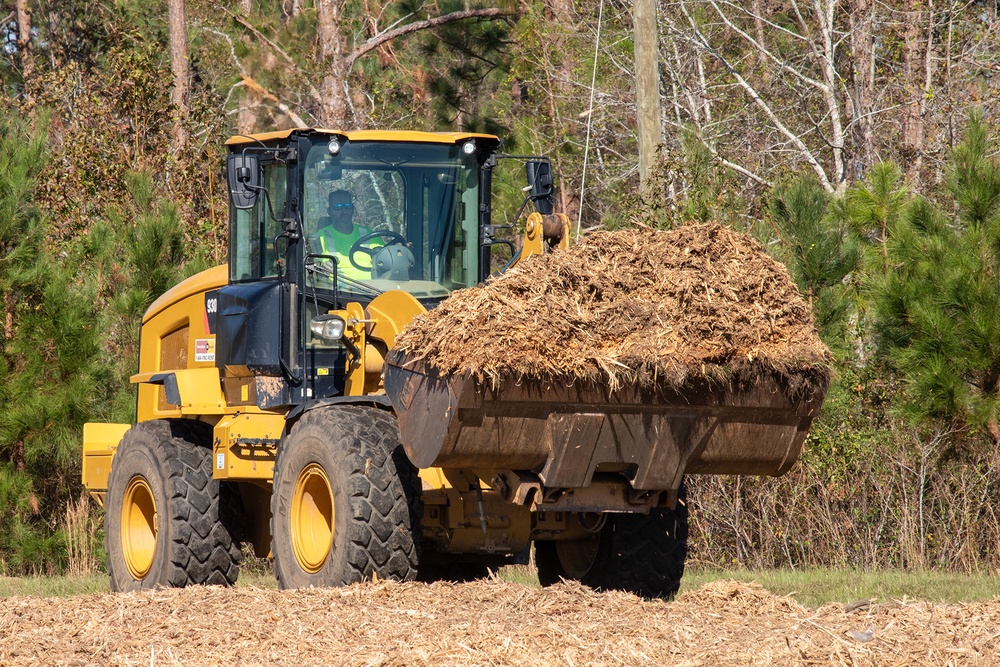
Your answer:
[291,463,335,573]
[121,475,157,580]
[555,538,600,579]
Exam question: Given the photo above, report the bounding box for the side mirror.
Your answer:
[227,153,260,210]
[525,160,554,214]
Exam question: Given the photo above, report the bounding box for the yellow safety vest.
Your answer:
[317,225,373,281]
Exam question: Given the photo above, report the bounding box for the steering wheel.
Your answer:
[349,229,408,271]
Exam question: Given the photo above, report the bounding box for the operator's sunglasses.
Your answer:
[331,203,354,209]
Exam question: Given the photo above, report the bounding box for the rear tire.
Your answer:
[535,489,688,599]
[270,406,419,589]
[104,420,240,592]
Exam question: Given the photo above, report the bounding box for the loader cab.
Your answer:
[226,130,499,299]
[221,129,502,406]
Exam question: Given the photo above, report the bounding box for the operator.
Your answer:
[314,189,377,281]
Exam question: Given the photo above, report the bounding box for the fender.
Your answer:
[133,367,226,414]
[285,394,394,431]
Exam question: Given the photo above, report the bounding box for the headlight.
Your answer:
[327,139,342,155]
[462,140,476,155]
[310,314,346,341]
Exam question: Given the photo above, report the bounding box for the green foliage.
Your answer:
[690,359,1000,572]
[83,171,197,426]
[844,162,909,269]
[416,3,512,133]
[0,65,203,574]
[767,174,860,354]
[872,113,1000,432]
[0,110,108,575]
[948,111,1000,228]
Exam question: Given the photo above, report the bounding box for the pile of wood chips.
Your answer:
[395,223,831,394]
[2,579,998,666]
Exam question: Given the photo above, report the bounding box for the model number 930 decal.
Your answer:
[204,290,219,335]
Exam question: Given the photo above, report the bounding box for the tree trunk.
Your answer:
[15,0,33,102]
[283,0,302,24]
[317,0,349,127]
[812,0,847,191]
[633,0,661,194]
[846,0,876,177]
[168,0,190,153]
[902,1,929,181]
[237,0,256,134]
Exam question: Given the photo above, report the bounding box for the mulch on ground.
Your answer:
[2,579,997,666]
[394,223,830,395]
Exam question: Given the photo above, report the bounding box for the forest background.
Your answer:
[2,0,1000,577]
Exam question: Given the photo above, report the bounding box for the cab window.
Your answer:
[231,162,287,281]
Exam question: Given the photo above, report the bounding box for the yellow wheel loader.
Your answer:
[82,129,824,596]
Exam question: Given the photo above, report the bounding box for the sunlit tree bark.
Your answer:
[15,0,33,102]
[314,3,506,126]
[237,0,257,134]
[168,0,190,152]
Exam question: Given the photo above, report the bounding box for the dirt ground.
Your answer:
[2,579,998,666]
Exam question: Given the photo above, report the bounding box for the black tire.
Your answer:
[535,488,689,599]
[104,420,241,592]
[270,406,420,589]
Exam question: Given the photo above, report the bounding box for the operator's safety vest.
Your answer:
[316,224,376,281]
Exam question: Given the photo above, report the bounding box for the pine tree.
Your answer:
[768,174,860,356]
[872,112,1000,444]
[0,111,108,574]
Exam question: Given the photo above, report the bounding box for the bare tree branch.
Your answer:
[241,75,309,128]
[203,26,309,128]
[715,0,805,44]
[705,0,846,188]
[222,8,323,104]
[346,8,507,67]
[706,1,824,90]
[674,8,834,190]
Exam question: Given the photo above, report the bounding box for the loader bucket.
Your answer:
[383,351,827,493]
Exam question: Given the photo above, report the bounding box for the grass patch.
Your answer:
[0,575,109,598]
[495,564,539,586]
[682,567,1000,607]
[3,567,999,604]
[237,572,278,589]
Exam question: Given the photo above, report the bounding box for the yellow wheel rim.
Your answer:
[291,463,335,573]
[121,476,157,580]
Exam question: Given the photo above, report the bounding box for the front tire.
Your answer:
[535,489,689,599]
[104,420,240,592]
[270,406,419,589]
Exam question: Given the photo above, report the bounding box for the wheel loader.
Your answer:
[82,129,825,596]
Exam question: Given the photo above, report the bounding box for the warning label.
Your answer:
[195,338,216,363]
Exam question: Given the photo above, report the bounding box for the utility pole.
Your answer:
[633,0,661,194]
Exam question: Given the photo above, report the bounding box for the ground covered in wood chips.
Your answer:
[393,223,830,394]
[2,579,998,666]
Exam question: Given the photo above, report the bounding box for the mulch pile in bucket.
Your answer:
[394,222,831,393]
